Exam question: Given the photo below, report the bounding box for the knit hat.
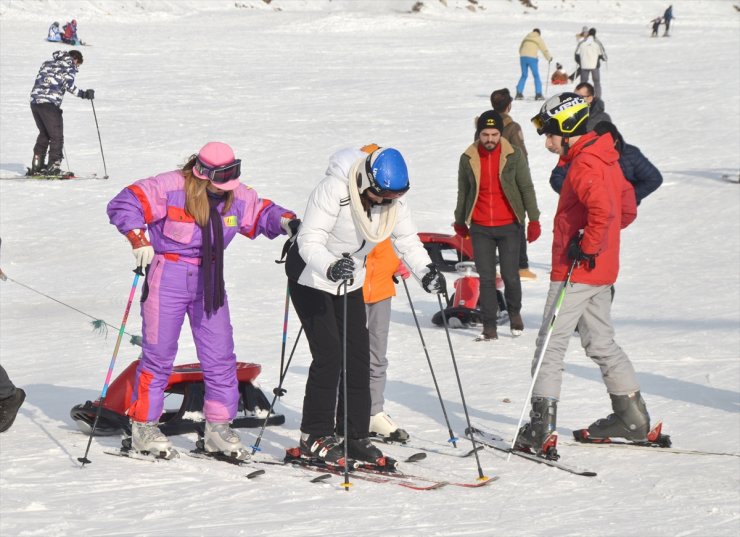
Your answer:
[490,88,513,113]
[476,110,504,138]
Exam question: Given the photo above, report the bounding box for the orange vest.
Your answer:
[363,238,399,304]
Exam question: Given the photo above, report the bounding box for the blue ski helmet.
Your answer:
[358,147,410,198]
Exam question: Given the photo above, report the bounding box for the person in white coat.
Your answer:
[285,145,445,466]
[574,28,608,98]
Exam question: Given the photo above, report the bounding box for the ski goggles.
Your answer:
[364,157,410,199]
[194,157,242,183]
[531,99,589,136]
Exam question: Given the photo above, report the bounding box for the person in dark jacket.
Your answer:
[663,5,674,36]
[549,121,662,205]
[575,82,610,131]
[0,365,25,433]
[29,50,94,175]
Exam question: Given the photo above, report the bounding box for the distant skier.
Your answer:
[29,50,95,176]
[107,142,297,460]
[650,17,662,38]
[575,28,607,98]
[515,29,552,101]
[61,19,80,45]
[663,5,674,36]
[47,21,61,42]
[517,93,654,458]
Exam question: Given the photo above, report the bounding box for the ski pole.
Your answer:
[90,99,109,179]
[545,60,552,97]
[507,258,578,460]
[278,284,290,379]
[78,267,143,467]
[249,326,303,455]
[435,293,487,481]
[63,147,72,176]
[340,276,351,491]
[401,278,458,447]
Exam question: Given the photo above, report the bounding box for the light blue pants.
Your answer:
[516,56,542,95]
[531,282,640,400]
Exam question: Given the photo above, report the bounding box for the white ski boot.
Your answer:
[130,420,178,459]
[370,411,410,443]
[204,421,250,461]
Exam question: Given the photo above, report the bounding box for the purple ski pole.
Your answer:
[78,267,143,467]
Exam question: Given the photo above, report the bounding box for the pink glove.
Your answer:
[394,260,411,280]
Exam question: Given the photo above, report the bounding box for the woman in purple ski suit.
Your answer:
[107,141,296,459]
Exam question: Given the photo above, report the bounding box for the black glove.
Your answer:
[327,255,355,282]
[287,218,301,237]
[82,89,95,100]
[567,234,596,270]
[421,263,446,294]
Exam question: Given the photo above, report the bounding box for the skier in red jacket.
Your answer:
[515,92,653,458]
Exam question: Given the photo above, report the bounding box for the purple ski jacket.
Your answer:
[107,170,291,256]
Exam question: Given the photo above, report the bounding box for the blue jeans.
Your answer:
[516,56,542,95]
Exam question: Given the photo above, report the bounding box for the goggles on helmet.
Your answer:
[364,154,410,199]
[194,157,241,183]
[531,97,589,136]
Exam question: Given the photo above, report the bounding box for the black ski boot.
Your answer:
[29,154,46,175]
[585,391,650,441]
[299,433,347,465]
[515,396,559,459]
[347,437,385,464]
[45,161,63,176]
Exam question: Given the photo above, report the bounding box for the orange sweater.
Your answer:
[363,238,400,304]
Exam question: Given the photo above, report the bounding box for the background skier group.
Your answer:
[3,14,667,469]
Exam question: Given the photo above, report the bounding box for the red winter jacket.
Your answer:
[550,131,637,285]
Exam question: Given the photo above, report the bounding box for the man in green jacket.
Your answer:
[454,111,541,341]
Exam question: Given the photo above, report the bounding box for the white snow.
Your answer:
[1,1,739,536]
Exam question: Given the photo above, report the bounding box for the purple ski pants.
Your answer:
[128,254,239,423]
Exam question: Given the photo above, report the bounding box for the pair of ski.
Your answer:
[0,171,106,181]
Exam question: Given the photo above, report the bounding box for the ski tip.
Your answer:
[246,469,266,479]
[310,473,333,483]
[405,452,427,463]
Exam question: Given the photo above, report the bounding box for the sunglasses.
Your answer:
[194,157,241,183]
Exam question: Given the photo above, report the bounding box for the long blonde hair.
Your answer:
[182,155,234,227]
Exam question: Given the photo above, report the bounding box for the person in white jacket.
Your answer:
[575,28,608,99]
[285,145,445,466]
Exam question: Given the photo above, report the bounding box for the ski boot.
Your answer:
[28,155,46,176]
[45,161,63,176]
[535,93,545,101]
[578,391,650,442]
[515,92,524,100]
[299,433,350,467]
[0,388,26,433]
[514,396,559,460]
[203,421,250,461]
[370,411,410,443]
[347,437,397,470]
[130,420,178,459]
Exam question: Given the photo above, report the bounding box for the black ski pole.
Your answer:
[250,326,303,456]
[90,99,109,179]
[278,284,290,379]
[401,278,458,447]
[340,277,351,491]
[436,292,488,481]
[78,267,143,467]
[508,258,578,460]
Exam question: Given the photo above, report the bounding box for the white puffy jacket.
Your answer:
[575,37,607,70]
[294,147,433,294]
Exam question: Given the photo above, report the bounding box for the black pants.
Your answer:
[471,222,522,327]
[31,103,64,163]
[289,280,371,439]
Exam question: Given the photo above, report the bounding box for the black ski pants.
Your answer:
[31,103,64,164]
[288,280,371,439]
[471,222,522,327]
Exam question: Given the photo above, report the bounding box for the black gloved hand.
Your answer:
[327,255,355,282]
[82,89,95,100]
[421,263,446,294]
[287,218,301,237]
[567,234,596,270]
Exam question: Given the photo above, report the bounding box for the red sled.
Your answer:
[70,359,284,437]
[418,232,474,272]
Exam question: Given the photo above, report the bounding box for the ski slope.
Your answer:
[1,1,738,536]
